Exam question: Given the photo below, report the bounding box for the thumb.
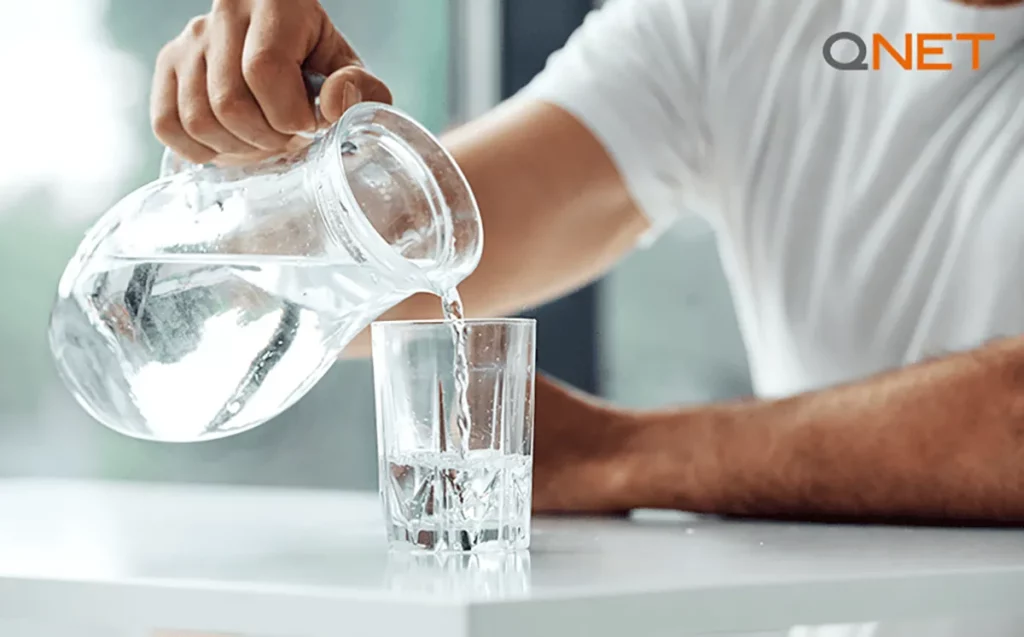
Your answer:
[319,66,393,123]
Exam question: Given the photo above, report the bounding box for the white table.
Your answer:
[1,479,1023,637]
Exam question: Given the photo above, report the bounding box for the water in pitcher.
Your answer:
[49,252,412,441]
[50,101,486,444]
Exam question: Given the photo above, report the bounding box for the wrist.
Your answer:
[616,406,730,512]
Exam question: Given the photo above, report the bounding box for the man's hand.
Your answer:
[151,0,392,166]
[532,375,644,514]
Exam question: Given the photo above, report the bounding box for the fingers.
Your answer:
[241,4,319,135]
[320,66,394,123]
[151,1,394,166]
[206,13,293,151]
[151,62,216,165]
[178,55,259,156]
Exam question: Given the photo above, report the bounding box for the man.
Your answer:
[152,0,1024,524]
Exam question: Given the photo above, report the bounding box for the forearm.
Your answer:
[623,338,1024,523]
[343,98,646,358]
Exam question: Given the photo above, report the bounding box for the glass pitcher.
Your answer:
[48,101,483,443]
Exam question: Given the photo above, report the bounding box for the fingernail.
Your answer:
[343,82,362,111]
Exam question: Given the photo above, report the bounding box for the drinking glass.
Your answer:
[372,318,536,552]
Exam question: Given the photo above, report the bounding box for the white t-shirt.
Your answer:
[522,1,1024,635]
[522,0,1024,401]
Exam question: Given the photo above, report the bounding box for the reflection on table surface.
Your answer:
[385,550,532,598]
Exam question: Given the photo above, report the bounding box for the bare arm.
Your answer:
[538,338,1024,523]
[342,98,649,356]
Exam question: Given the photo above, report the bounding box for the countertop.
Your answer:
[1,479,1022,637]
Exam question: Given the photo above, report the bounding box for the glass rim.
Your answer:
[371,317,536,329]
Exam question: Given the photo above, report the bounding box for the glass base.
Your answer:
[385,521,530,553]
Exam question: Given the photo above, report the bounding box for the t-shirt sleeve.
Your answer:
[517,0,716,245]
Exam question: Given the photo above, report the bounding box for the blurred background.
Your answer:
[0,0,751,489]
